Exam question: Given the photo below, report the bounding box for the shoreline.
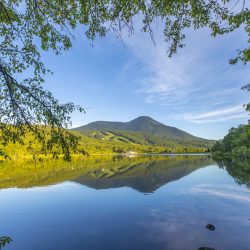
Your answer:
[89,152,211,156]
[0,152,211,163]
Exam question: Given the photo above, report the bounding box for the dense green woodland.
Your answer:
[211,85,249,159]
[212,124,250,158]
[0,127,211,161]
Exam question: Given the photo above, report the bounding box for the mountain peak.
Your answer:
[131,116,158,122]
[134,116,154,120]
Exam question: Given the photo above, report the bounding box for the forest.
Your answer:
[211,124,250,158]
[0,128,210,161]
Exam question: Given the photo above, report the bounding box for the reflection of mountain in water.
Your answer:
[74,155,214,193]
[0,155,213,189]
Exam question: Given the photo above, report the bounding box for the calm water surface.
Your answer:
[0,155,249,250]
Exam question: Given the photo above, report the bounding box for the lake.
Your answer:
[0,155,249,250]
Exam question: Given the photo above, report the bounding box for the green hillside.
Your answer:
[74,129,211,155]
[0,128,211,161]
[0,117,215,161]
[74,116,215,148]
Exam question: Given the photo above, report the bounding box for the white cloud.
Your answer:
[176,105,249,123]
[121,24,250,123]
[124,31,199,106]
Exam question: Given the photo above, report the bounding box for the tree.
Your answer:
[0,236,12,250]
[211,140,223,152]
[242,84,250,115]
[0,0,249,159]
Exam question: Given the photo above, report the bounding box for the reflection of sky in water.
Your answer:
[190,184,250,202]
[0,165,250,250]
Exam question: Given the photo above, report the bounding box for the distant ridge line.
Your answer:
[73,116,215,145]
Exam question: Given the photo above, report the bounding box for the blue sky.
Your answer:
[41,24,249,140]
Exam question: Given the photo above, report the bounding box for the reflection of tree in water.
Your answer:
[0,236,12,249]
[214,157,250,189]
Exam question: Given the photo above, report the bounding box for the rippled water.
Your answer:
[0,155,249,250]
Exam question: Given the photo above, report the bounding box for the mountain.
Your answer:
[73,116,215,148]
